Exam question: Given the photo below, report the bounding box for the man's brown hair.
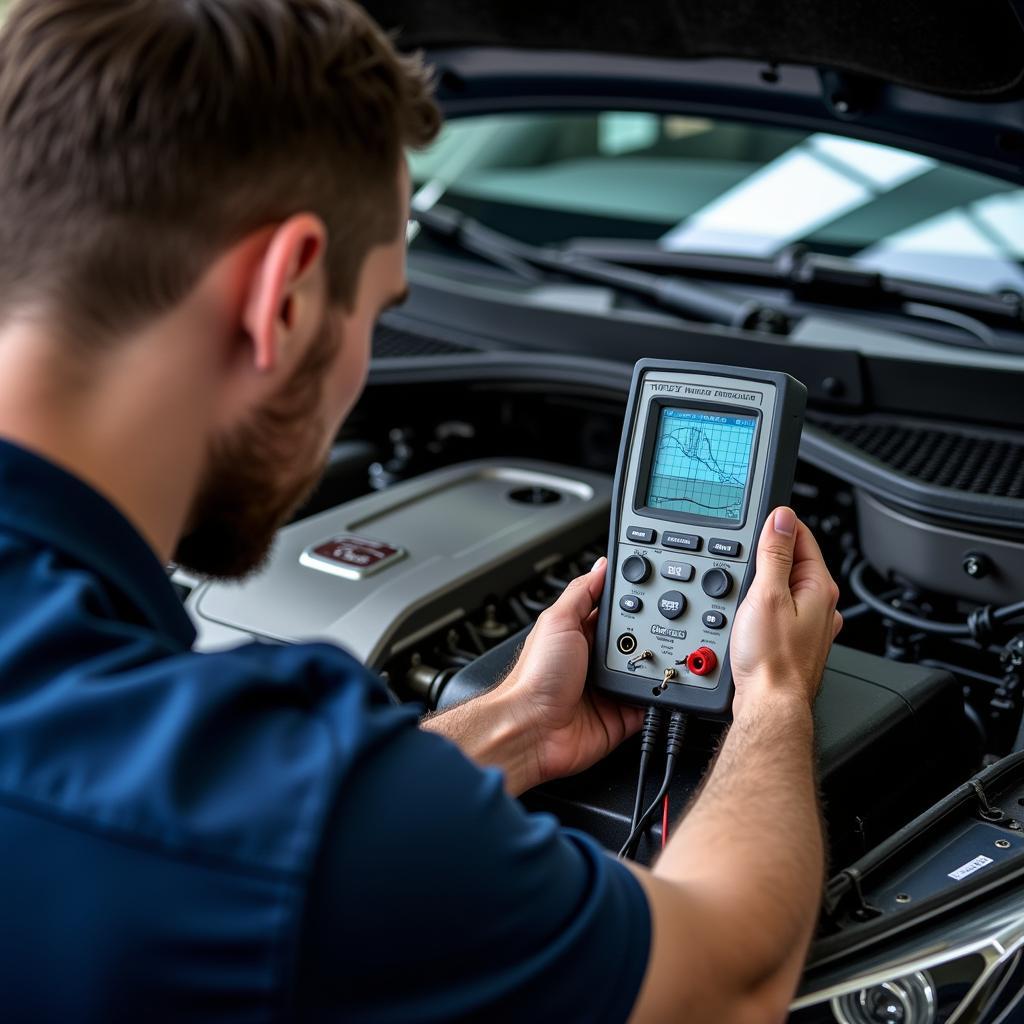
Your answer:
[0,0,441,343]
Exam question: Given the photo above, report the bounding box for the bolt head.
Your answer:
[963,552,991,579]
[821,376,844,398]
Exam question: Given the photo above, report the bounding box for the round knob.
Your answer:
[701,567,733,599]
[621,555,651,585]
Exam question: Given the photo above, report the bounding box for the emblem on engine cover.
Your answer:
[300,535,406,580]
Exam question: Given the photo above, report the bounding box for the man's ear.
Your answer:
[241,214,328,373]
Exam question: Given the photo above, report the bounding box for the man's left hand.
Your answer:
[494,558,645,786]
[423,558,643,795]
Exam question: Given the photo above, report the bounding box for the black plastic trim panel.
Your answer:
[373,324,473,358]
[366,350,1024,531]
[392,287,868,409]
[811,414,1024,499]
[421,49,1024,185]
[373,313,503,358]
[803,415,1024,530]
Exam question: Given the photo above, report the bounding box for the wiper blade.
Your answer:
[411,204,792,334]
[784,251,1024,330]
[565,238,1024,332]
[408,204,543,283]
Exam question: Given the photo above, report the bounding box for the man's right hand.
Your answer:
[728,505,843,718]
[626,509,841,1024]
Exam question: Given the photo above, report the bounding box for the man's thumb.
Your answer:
[754,507,797,588]
[544,561,604,630]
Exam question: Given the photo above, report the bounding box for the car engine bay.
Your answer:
[178,320,1024,945]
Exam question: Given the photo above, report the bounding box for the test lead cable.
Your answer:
[630,707,665,836]
[620,711,688,859]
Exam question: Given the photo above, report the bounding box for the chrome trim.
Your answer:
[792,907,1024,1023]
[831,972,936,1024]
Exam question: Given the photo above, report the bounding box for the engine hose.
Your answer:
[848,561,1024,643]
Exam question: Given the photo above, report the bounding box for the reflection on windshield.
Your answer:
[859,190,1024,290]
[409,113,1024,293]
[660,135,934,256]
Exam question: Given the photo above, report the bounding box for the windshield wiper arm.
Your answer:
[783,251,1024,329]
[564,238,1024,331]
[412,204,792,334]
[408,204,543,283]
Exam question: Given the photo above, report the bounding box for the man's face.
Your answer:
[174,172,410,580]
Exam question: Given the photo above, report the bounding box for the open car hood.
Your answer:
[364,0,1024,183]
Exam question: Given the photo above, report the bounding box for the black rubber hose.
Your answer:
[848,561,1024,640]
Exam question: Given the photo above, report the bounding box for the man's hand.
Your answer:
[627,510,840,1024]
[423,558,643,795]
[494,558,645,785]
[428,507,839,800]
[729,506,843,718]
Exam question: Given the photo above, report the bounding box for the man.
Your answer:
[0,1,842,1021]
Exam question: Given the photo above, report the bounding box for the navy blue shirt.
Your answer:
[0,439,650,1022]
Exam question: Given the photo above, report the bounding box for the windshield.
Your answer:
[409,112,1024,294]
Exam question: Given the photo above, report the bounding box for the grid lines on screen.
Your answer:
[646,408,757,522]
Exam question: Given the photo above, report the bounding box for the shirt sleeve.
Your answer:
[294,719,651,1024]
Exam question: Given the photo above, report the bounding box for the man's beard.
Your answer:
[174,320,341,581]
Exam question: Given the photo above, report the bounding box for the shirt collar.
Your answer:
[0,438,196,650]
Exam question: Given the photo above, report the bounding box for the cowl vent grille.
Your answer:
[811,418,1024,500]
[373,324,474,359]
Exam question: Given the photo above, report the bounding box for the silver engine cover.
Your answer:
[185,459,612,667]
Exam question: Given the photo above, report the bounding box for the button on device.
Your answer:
[626,525,656,544]
[619,594,643,613]
[708,538,741,558]
[660,561,695,583]
[702,610,726,630]
[657,591,687,620]
[662,532,702,552]
[701,568,733,599]
[621,555,652,584]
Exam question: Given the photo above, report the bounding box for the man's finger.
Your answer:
[583,606,600,651]
[790,520,841,605]
[791,517,828,574]
[754,506,798,591]
[592,690,645,738]
[543,561,605,630]
[587,556,607,603]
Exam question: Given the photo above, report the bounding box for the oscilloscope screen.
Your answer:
[639,404,759,526]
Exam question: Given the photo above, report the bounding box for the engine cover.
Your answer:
[185,459,611,667]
